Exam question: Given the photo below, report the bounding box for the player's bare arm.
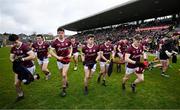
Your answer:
[49,47,63,60]
[125,53,136,64]
[23,50,35,61]
[10,53,15,62]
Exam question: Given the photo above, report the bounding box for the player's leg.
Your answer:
[41,59,51,80]
[84,64,96,95]
[42,63,51,80]
[73,53,79,71]
[160,60,169,77]
[150,62,162,70]
[97,62,105,83]
[117,52,123,73]
[57,62,64,96]
[149,51,161,70]
[84,66,90,95]
[102,63,109,86]
[133,73,144,84]
[89,64,97,78]
[14,74,24,102]
[122,68,135,90]
[38,58,50,75]
[61,63,70,97]
[153,63,162,68]
[131,73,144,92]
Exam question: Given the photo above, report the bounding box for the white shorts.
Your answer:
[34,52,37,57]
[37,58,49,65]
[84,64,97,73]
[156,51,160,59]
[100,62,109,72]
[27,65,35,75]
[57,61,70,70]
[100,62,109,68]
[73,52,79,57]
[125,67,136,75]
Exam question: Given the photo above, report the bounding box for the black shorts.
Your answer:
[159,52,169,60]
[84,61,96,69]
[38,57,48,61]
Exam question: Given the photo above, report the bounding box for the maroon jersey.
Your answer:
[11,43,34,68]
[51,38,71,61]
[124,40,130,47]
[126,44,144,68]
[117,40,128,54]
[99,44,113,62]
[82,44,99,64]
[116,41,122,52]
[72,42,79,53]
[32,42,49,59]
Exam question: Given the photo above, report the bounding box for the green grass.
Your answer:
[0,47,180,109]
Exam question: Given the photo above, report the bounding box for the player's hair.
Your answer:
[28,39,32,43]
[36,34,44,39]
[133,34,142,41]
[8,34,19,41]
[87,34,95,39]
[57,27,65,32]
[71,37,75,39]
[106,37,112,41]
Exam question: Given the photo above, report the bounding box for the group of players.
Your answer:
[9,27,178,102]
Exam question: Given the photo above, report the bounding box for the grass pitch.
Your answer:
[0,47,180,109]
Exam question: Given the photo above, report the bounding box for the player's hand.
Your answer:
[14,57,24,62]
[47,54,52,58]
[67,54,71,58]
[95,59,99,62]
[111,59,114,62]
[106,60,110,64]
[172,51,178,55]
[58,56,63,60]
[172,53,176,56]
[135,61,144,67]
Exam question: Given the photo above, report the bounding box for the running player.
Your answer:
[71,37,80,71]
[97,37,114,86]
[122,34,146,93]
[9,34,39,102]
[115,38,129,72]
[159,38,178,77]
[149,37,167,70]
[50,28,72,97]
[155,37,166,61]
[81,34,100,95]
[32,34,51,80]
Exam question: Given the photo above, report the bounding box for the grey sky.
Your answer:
[0,0,131,35]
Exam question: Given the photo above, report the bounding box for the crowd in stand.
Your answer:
[70,18,180,53]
